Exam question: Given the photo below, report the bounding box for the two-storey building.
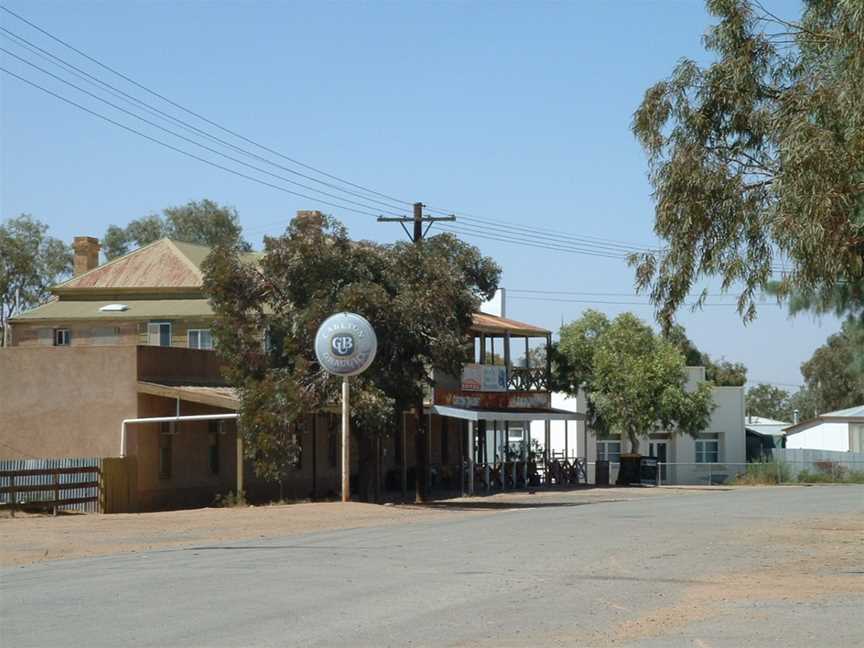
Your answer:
[2,223,579,508]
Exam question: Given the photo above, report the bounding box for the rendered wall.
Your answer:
[0,346,139,459]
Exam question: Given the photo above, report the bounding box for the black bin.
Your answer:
[595,460,610,486]
[640,457,659,486]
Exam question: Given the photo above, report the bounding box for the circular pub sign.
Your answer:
[314,312,377,376]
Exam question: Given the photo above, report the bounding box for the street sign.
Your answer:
[314,312,377,377]
[314,313,377,503]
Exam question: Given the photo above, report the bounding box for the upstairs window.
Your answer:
[188,329,214,350]
[54,328,70,346]
[147,321,172,347]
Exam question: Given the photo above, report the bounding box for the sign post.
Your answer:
[314,313,377,503]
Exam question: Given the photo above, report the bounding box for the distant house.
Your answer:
[783,405,864,453]
[745,415,789,461]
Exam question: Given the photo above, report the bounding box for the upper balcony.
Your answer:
[465,313,552,394]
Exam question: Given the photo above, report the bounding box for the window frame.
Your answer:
[188,328,214,350]
[53,328,70,346]
[597,440,621,463]
[148,321,172,347]
[695,439,720,464]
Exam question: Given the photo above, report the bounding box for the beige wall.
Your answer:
[11,320,140,347]
[10,318,216,349]
[0,346,139,459]
[132,393,239,511]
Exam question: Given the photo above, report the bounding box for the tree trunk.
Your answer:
[629,431,641,455]
[415,399,428,503]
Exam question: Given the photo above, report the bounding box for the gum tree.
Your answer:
[558,311,714,455]
[203,213,499,502]
[631,0,864,332]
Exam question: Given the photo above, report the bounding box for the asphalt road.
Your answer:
[2,486,863,647]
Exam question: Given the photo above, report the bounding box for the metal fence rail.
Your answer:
[0,457,103,514]
[583,460,864,486]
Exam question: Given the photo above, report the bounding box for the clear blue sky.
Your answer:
[1,0,834,391]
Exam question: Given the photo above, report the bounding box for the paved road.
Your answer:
[2,486,862,647]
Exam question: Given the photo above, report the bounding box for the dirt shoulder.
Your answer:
[0,486,697,567]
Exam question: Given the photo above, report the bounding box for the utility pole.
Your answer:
[377,202,455,243]
[378,202,456,502]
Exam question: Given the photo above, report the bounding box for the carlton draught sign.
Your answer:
[314,313,377,377]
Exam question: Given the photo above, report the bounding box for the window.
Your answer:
[148,321,172,347]
[597,440,621,463]
[54,328,70,346]
[208,421,220,475]
[159,423,173,479]
[188,329,214,350]
[695,439,719,463]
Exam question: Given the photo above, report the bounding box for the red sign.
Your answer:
[434,388,550,410]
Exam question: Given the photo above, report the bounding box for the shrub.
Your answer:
[212,490,247,508]
[732,461,791,485]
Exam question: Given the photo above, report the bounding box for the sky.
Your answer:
[0,0,835,390]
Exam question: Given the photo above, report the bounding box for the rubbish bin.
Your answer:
[595,460,610,486]
[640,457,658,486]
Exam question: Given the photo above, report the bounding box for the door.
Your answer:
[649,441,668,482]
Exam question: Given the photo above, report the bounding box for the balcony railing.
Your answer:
[507,366,549,392]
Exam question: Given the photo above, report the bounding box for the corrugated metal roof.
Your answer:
[12,298,215,321]
[471,312,550,336]
[57,239,203,291]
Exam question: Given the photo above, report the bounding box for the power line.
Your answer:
[0,32,405,215]
[435,223,628,260]
[507,295,782,307]
[0,5,415,208]
[508,288,765,299]
[0,66,386,217]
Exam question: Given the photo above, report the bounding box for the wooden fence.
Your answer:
[0,456,138,514]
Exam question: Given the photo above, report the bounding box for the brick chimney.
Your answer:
[73,236,101,276]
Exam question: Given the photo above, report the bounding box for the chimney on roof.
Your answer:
[73,236,101,276]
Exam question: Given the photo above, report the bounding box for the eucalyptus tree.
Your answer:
[0,215,71,346]
[558,311,714,455]
[203,213,499,502]
[103,199,250,259]
[631,0,864,331]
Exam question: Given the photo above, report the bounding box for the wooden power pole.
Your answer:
[378,202,455,502]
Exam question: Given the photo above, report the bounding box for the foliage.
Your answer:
[102,199,251,259]
[212,490,247,507]
[0,215,71,345]
[203,213,499,501]
[558,311,715,453]
[663,324,747,386]
[799,319,864,413]
[746,383,792,421]
[630,0,864,331]
[732,460,792,485]
[797,467,864,484]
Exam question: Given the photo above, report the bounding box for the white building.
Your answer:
[533,367,746,484]
[783,405,864,452]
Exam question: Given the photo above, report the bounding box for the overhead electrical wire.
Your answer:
[506,295,781,307]
[0,30,406,215]
[0,6,805,276]
[0,66,386,217]
[0,4,415,210]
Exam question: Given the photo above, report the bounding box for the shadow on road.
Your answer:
[399,499,625,512]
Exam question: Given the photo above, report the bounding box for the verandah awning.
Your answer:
[431,404,583,423]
